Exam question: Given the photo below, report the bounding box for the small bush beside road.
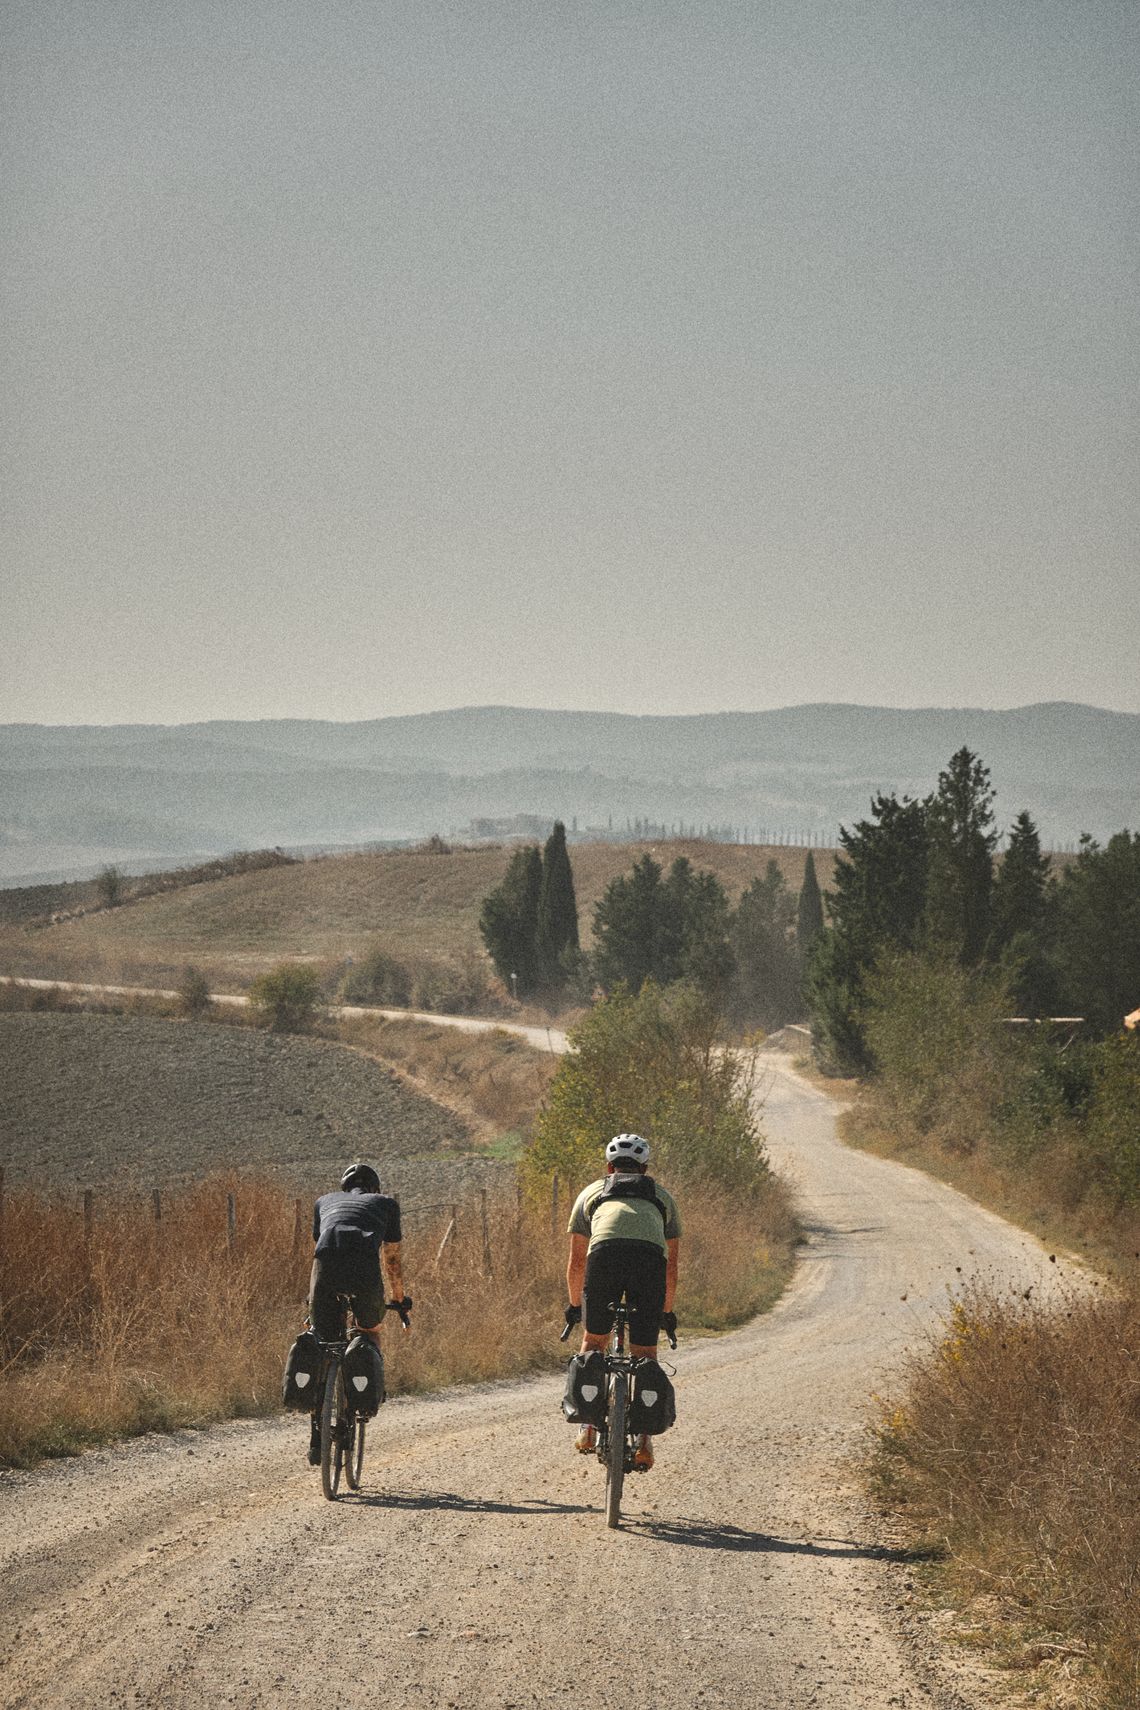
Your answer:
[873,1282,1140,1709]
[248,961,323,1031]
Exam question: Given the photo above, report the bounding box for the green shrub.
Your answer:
[339,947,413,1008]
[522,981,768,1199]
[862,948,1018,1151]
[247,962,322,1032]
[177,965,212,1017]
[1082,1035,1140,1209]
[410,952,500,1016]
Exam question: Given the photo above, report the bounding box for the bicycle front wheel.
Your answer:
[320,1362,344,1500]
[605,1373,627,1529]
[345,1415,365,1490]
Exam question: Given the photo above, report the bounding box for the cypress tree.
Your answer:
[796,851,824,960]
[536,821,579,989]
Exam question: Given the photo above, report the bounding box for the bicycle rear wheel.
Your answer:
[320,1362,345,1500]
[345,1415,365,1490]
[604,1373,627,1529]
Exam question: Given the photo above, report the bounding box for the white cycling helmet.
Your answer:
[605,1132,650,1167]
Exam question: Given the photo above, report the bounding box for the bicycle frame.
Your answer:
[310,1296,408,1501]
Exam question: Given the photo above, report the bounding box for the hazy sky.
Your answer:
[4,1,1138,724]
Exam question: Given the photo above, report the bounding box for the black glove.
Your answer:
[564,1303,582,1330]
[661,1311,677,1341]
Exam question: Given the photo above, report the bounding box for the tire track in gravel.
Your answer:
[0,1053,1072,1709]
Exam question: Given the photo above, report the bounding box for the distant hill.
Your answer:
[1,702,1136,881]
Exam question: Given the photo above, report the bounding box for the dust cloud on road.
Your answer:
[0,1056,1065,1709]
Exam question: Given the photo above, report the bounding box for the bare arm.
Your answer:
[665,1237,679,1313]
[567,1233,588,1307]
[382,1240,406,1307]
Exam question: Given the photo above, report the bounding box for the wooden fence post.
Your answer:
[152,1187,162,1226]
[434,1214,457,1270]
[83,1188,94,1243]
[226,1192,236,1256]
[480,1187,493,1277]
[292,1197,304,1256]
[550,1173,559,1237]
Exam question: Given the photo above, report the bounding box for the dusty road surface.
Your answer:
[0,1054,1065,1710]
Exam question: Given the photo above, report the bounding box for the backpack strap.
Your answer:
[583,1183,670,1231]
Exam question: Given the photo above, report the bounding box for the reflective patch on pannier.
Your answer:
[343,1334,385,1417]
[629,1359,676,1435]
[282,1330,323,1412]
[562,1350,607,1426]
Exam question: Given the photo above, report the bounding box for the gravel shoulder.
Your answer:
[0,1055,1069,1710]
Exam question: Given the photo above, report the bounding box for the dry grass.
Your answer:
[0,840,835,998]
[338,1013,561,1146]
[0,1172,797,1467]
[873,1282,1140,1709]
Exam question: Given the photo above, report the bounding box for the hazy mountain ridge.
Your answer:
[1,703,1136,882]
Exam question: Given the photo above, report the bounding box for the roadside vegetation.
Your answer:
[872,1283,1140,1709]
[0,977,796,1468]
[523,980,798,1330]
[0,837,833,1015]
[0,1177,567,1466]
[801,745,1140,1707]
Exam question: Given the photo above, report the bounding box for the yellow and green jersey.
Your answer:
[567,1175,682,1256]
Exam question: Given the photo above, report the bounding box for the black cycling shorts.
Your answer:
[308,1255,383,1341]
[583,1239,666,1346]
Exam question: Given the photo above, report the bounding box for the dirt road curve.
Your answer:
[0,978,571,1056]
[0,1053,1063,1710]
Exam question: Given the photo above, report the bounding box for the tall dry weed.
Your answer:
[874,1281,1140,1708]
[0,1172,791,1466]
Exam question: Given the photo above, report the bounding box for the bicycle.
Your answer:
[561,1301,677,1529]
[314,1296,410,1501]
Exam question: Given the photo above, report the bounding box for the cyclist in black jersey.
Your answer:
[307,1162,410,1463]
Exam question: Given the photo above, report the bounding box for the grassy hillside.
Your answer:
[1,838,834,991]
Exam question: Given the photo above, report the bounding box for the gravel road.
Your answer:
[0,1053,1067,1710]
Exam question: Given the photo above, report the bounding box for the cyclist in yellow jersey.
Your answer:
[563,1133,680,1470]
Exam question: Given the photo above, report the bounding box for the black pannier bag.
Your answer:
[343,1334,385,1416]
[562,1349,607,1427]
[629,1358,676,1435]
[282,1329,323,1411]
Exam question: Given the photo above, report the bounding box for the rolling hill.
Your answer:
[1,702,1136,882]
[1,839,831,987]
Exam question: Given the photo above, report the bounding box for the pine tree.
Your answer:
[592,854,732,997]
[1053,831,1140,1034]
[989,811,1050,951]
[478,844,542,995]
[592,854,664,993]
[806,793,929,1072]
[796,851,824,961]
[662,859,733,994]
[987,811,1054,1015]
[731,861,800,1028]
[924,748,997,964]
[535,821,579,989]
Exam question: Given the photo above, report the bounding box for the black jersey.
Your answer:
[312,1190,401,1281]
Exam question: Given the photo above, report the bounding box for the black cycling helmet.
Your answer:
[340,1162,380,1194]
